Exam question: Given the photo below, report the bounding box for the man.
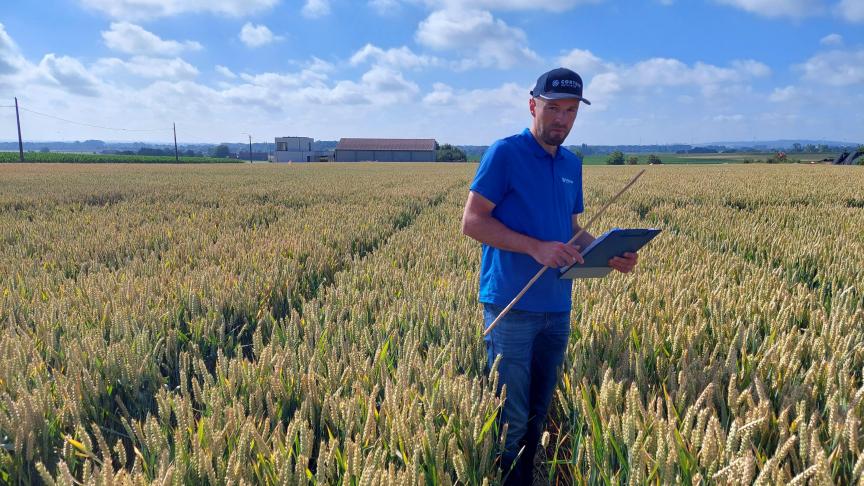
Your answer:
[461,67,638,484]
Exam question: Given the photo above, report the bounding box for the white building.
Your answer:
[274,137,332,162]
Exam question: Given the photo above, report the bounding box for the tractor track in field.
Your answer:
[86,181,466,441]
[174,180,467,374]
[274,182,462,320]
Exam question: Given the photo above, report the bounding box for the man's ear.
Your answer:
[529,97,537,117]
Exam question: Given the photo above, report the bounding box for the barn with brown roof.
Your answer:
[334,138,437,162]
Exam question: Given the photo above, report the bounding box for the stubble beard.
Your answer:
[540,125,571,147]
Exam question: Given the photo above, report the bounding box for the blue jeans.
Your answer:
[483,303,571,486]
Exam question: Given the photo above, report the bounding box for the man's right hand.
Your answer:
[530,241,584,268]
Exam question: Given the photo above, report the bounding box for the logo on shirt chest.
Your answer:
[561,177,574,184]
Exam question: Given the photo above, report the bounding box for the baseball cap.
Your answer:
[530,67,591,105]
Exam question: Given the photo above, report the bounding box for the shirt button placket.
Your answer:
[551,156,562,238]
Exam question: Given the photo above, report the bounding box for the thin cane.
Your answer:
[482,169,646,337]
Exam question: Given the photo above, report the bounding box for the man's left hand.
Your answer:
[609,252,638,273]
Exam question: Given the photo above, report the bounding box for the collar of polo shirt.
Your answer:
[522,128,565,160]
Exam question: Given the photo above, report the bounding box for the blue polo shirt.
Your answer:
[470,128,584,312]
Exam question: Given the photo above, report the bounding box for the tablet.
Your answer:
[559,228,661,279]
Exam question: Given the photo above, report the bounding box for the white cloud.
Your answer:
[423,82,456,105]
[712,114,745,122]
[835,0,864,21]
[757,112,800,124]
[416,8,539,69]
[350,44,441,69]
[584,72,621,110]
[2,57,859,147]
[93,56,199,80]
[102,22,202,56]
[557,48,611,77]
[576,53,770,109]
[134,79,221,114]
[5,55,427,139]
[713,0,823,18]
[382,0,603,11]
[302,0,331,18]
[228,63,416,106]
[238,70,326,89]
[79,0,279,20]
[305,57,336,74]
[769,85,797,102]
[440,0,601,10]
[355,66,420,102]
[625,58,769,88]
[730,59,772,77]
[819,33,843,45]
[215,65,237,78]
[239,23,282,47]
[369,0,401,14]
[422,81,525,112]
[0,23,29,79]
[38,54,102,97]
[713,0,862,22]
[230,57,332,90]
[797,48,864,86]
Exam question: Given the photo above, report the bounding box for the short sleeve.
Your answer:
[469,141,508,205]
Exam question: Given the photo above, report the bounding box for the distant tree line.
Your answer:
[575,143,694,155]
[606,151,662,165]
[790,143,843,153]
[436,144,467,162]
[580,143,858,156]
[213,144,231,158]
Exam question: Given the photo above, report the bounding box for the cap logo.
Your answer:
[555,78,581,89]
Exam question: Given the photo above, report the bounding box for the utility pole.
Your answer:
[248,134,252,164]
[14,97,24,162]
[173,122,179,162]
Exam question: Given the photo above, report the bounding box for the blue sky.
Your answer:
[0,0,862,145]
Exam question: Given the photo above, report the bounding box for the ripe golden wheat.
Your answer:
[0,163,862,485]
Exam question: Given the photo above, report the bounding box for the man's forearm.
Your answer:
[463,213,539,256]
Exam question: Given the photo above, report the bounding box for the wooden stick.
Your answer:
[483,169,646,337]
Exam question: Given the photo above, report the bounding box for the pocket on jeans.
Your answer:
[483,303,505,321]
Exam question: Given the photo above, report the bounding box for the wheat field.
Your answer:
[1,163,863,485]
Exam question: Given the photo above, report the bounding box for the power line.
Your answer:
[17,106,171,133]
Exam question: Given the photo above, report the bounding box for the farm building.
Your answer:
[334,138,437,162]
[274,136,332,162]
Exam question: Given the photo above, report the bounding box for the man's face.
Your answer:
[530,97,580,147]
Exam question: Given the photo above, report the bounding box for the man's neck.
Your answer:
[529,127,558,157]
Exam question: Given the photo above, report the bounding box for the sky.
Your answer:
[0,0,862,146]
